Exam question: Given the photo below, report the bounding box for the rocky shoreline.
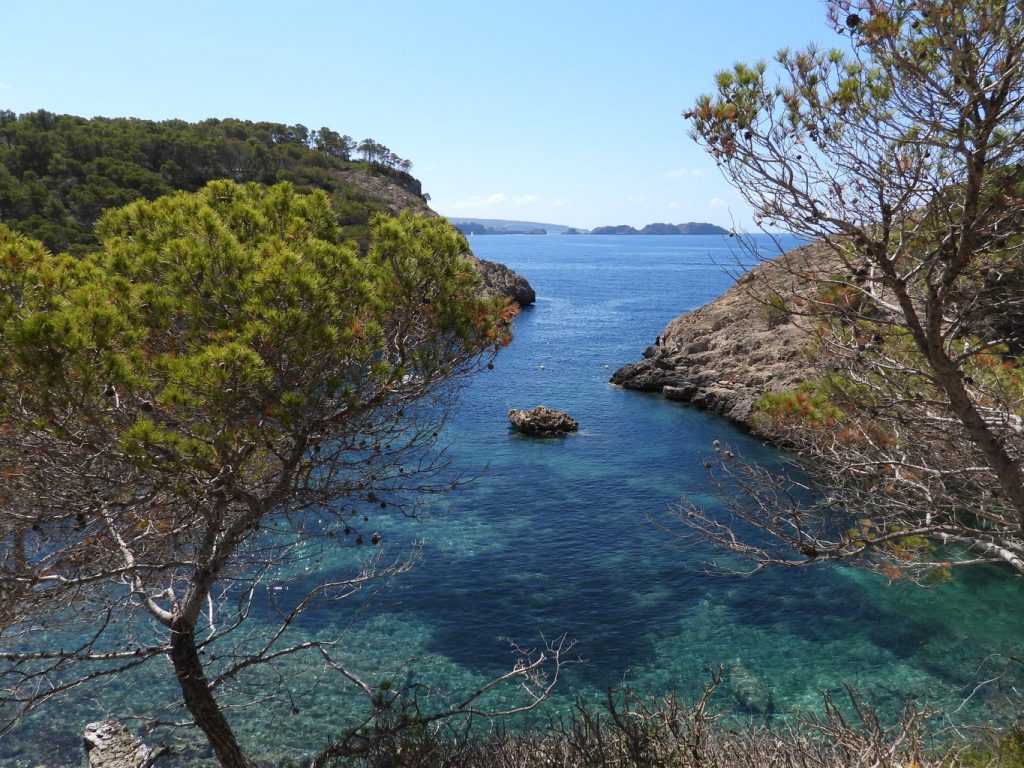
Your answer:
[610,243,823,428]
[475,258,537,306]
[338,172,536,307]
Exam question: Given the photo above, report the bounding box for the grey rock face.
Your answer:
[508,406,578,436]
[611,244,826,429]
[333,168,431,216]
[83,721,159,768]
[608,358,669,391]
[475,258,537,306]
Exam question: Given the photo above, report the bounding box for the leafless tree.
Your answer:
[341,673,954,768]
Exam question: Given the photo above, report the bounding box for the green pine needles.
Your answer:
[0,181,533,768]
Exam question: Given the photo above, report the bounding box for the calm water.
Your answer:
[5,235,1023,765]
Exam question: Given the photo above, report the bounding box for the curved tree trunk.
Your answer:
[169,624,254,768]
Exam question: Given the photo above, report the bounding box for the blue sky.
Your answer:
[1,1,833,229]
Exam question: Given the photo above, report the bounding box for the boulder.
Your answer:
[475,258,536,306]
[508,406,578,436]
[83,721,163,768]
[610,356,671,392]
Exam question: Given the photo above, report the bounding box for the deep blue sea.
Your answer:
[5,234,1023,766]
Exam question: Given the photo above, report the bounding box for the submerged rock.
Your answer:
[729,661,774,716]
[508,406,578,436]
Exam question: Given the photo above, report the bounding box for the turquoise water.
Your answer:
[4,235,1023,765]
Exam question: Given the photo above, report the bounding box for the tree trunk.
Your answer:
[928,341,1024,529]
[169,624,254,768]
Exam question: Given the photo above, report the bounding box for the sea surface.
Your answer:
[4,234,1023,765]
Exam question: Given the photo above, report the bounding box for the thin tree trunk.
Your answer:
[890,277,1024,529]
[928,339,1024,529]
[169,623,254,768]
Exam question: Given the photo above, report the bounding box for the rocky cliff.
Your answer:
[336,171,535,306]
[611,242,826,426]
[474,258,537,306]
[331,170,536,306]
[333,167,430,216]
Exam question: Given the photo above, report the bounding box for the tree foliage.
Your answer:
[682,0,1024,576]
[0,111,417,255]
[0,181,565,767]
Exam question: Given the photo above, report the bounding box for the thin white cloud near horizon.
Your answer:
[445,192,508,210]
[709,197,729,208]
[444,192,571,212]
[0,81,11,92]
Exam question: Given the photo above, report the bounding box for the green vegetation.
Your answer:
[759,290,791,329]
[752,380,844,432]
[0,110,420,254]
[0,181,539,768]
[957,730,1024,768]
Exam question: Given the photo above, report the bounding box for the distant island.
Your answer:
[449,218,729,236]
[450,218,573,235]
[456,222,547,236]
[588,222,728,236]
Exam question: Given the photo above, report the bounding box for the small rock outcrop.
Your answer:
[508,406,578,436]
[83,721,163,768]
[475,258,537,306]
[611,242,830,428]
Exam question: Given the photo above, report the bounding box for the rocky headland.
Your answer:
[342,177,536,306]
[475,258,537,306]
[342,174,536,306]
[332,167,429,216]
[611,242,827,427]
[0,112,536,311]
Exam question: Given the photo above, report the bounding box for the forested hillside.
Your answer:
[0,111,421,253]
